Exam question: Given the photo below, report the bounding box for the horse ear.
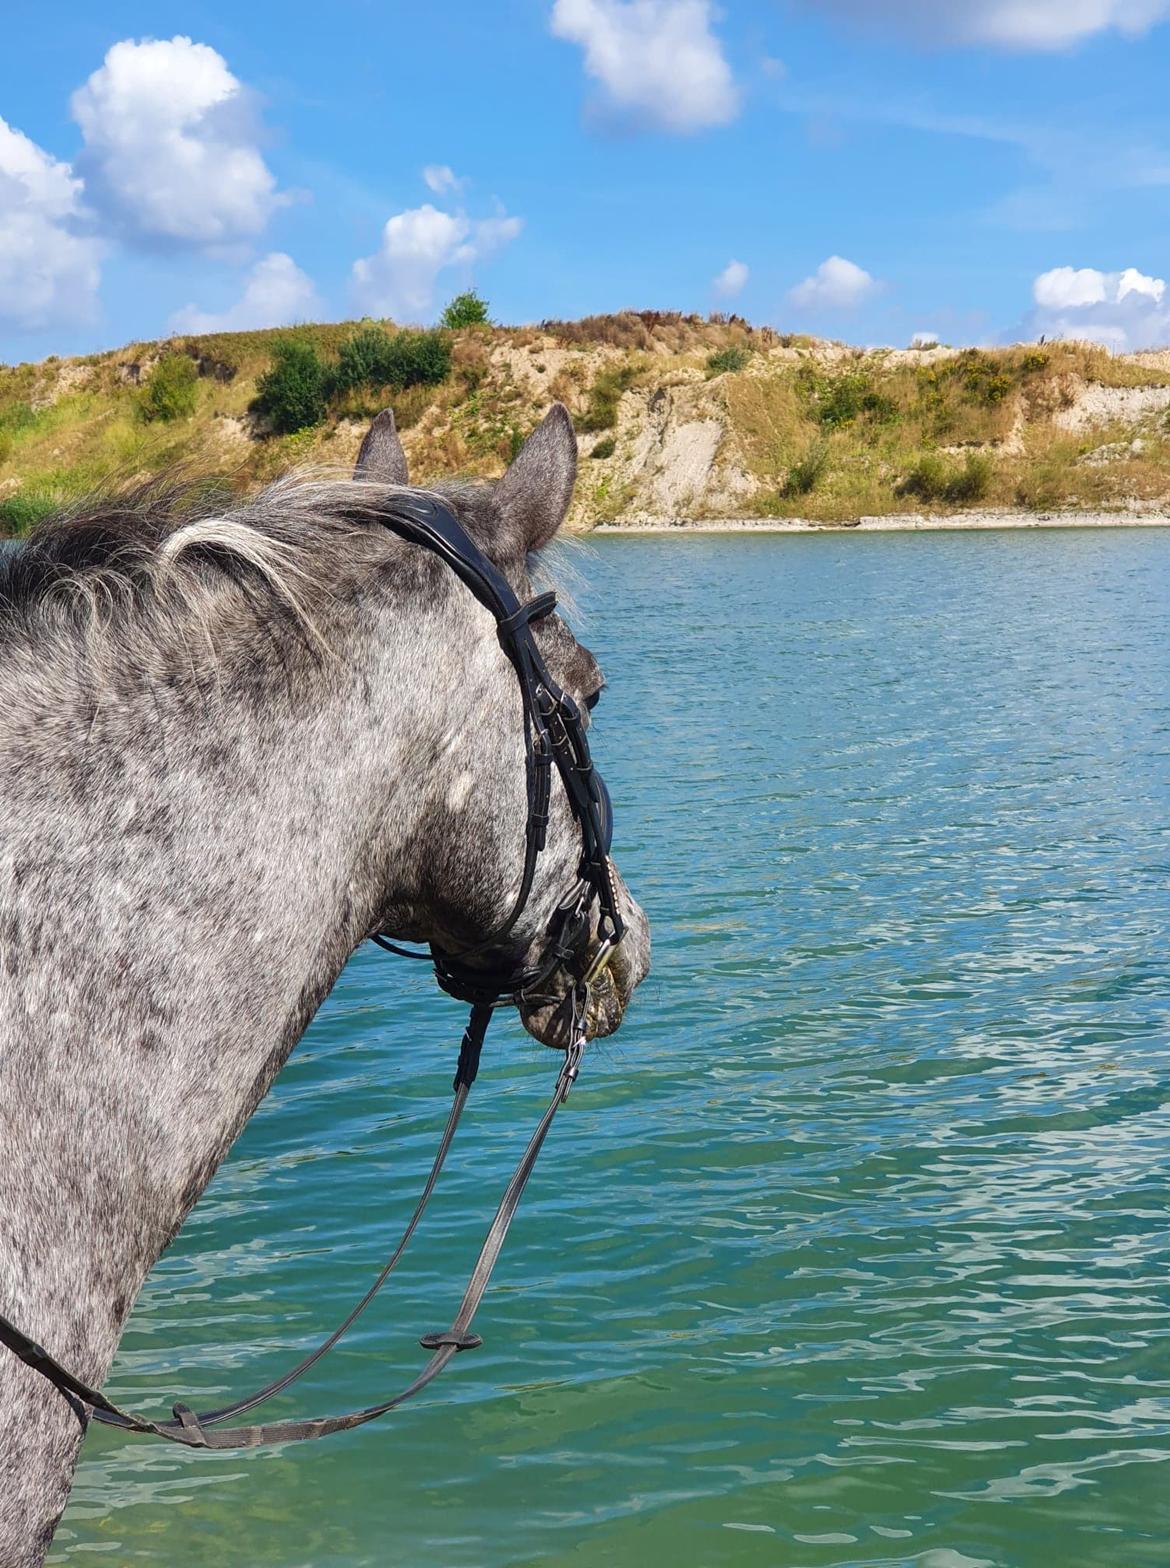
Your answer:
[496,404,577,552]
[354,409,409,485]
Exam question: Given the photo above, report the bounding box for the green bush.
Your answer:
[706,346,750,376]
[384,329,451,389]
[900,451,992,505]
[783,438,829,497]
[579,365,639,433]
[953,350,1013,407]
[332,326,452,397]
[440,291,491,329]
[591,436,616,460]
[332,327,397,393]
[0,403,36,463]
[253,340,329,434]
[0,401,37,435]
[0,489,60,536]
[810,370,893,428]
[139,353,198,423]
[946,452,993,502]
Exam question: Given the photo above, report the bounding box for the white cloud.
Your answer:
[422,164,464,195]
[713,258,749,297]
[350,202,522,320]
[1033,266,1110,309]
[71,36,281,247]
[812,0,1170,49]
[472,214,525,253]
[788,255,880,310]
[169,252,320,334]
[910,331,940,348]
[550,0,739,132]
[1026,264,1170,349]
[0,116,101,332]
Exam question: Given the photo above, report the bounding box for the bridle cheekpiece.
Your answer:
[371,493,624,1031]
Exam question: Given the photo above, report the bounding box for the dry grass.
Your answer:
[5,321,1170,532]
[720,343,1170,520]
[537,309,769,355]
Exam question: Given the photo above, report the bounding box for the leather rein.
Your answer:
[0,495,625,1450]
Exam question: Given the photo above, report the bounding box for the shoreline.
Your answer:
[593,510,1170,535]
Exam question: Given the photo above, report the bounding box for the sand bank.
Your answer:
[594,511,1170,535]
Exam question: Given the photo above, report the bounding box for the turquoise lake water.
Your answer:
[53,528,1170,1567]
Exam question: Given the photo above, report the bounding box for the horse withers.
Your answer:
[0,404,650,1563]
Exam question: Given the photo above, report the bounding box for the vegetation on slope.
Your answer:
[722,343,1170,520]
[3,307,1170,534]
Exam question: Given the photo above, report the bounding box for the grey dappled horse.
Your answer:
[0,404,650,1563]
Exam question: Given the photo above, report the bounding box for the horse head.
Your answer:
[353,402,650,1050]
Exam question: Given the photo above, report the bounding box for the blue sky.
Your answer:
[4,0,1170,363]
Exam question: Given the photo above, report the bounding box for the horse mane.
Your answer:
[0,472,448,668]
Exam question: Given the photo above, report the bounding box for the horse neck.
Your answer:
[0,612,423,1561]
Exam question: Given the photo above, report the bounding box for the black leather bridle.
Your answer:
[0,495,626,1449]
[371,493,624,1015]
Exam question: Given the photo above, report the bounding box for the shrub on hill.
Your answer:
[252,340,330,435]
[706,346,750,376]
[333,326,452,397]
[139,353,198,423]
[332,326,397,394]
[805,369,894,428]
[0,402,37,464]
[579,364,641,433]
[0,489,60,536]
[382,329,451,389]
[899,451,992,505]
[783,438,829,497]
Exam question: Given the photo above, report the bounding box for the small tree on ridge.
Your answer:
[440,291,491,329]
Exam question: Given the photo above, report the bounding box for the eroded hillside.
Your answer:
[4,311,1170,532]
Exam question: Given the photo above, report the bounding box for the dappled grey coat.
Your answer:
[0,405,649,1563]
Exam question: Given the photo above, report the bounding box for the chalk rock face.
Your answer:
[651,419,723,513]
[1052,381,1170,431]
[574,374,759,525]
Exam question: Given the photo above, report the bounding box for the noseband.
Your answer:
[0,496,626,1449]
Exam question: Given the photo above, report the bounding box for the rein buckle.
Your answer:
[419,1330,484,1353]
[557,1035,585,1103]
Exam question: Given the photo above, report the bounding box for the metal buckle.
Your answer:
[581,934,619,987]
[557,1032,585,1103]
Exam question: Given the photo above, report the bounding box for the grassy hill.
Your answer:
[5,311,1170,534]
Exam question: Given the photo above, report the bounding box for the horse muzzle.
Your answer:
[518,868,650,1049]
